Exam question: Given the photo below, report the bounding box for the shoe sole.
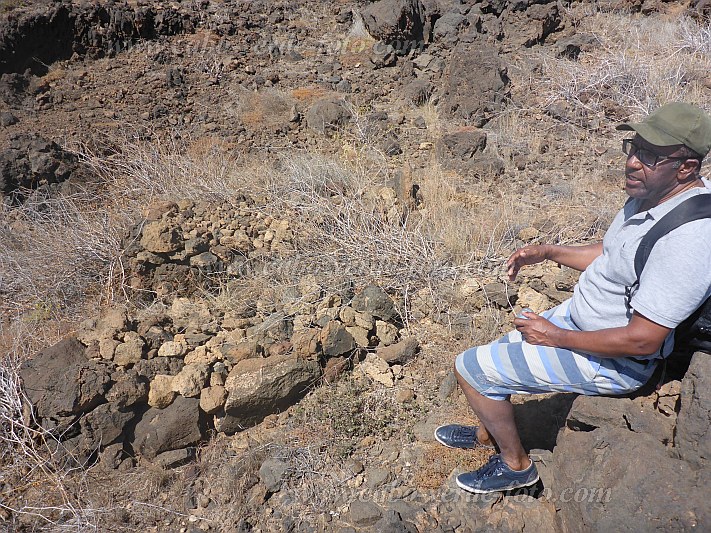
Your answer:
[455,473,540,494]
[433,428,495,450]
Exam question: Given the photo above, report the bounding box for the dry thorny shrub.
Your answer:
[0,185,123,321]
[533,12,711,120]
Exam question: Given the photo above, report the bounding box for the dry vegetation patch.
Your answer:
[229,87,297,129]
[290,86,336,103]
[533,12,711,120]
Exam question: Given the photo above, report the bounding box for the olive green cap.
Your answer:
[616,102,711,158]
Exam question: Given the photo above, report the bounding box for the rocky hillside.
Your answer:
[1,0,711,531]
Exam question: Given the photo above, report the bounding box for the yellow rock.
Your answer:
[517,226,540,241]
[516,286,551,313]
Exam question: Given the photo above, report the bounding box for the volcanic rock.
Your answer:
[133,396,203,459]
[219,354,321,432]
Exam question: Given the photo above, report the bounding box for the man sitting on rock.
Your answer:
[435,102,711,494]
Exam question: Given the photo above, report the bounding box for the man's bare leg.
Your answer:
[455,368,531,471]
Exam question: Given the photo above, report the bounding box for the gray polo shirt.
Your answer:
[569,178,711,357]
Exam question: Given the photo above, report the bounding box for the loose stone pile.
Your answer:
[122,198,295,297]
[21,276,418,468]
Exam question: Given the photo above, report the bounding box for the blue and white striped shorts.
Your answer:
[455,299,659,401]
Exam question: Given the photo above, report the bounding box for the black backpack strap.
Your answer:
[634,194,711,279]
[629,192,711,353]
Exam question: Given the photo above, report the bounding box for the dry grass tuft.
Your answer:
[291,374,420,455]
[290,86,336,103]
[228,87,297,128]
[80,131,246,206]
[255,152,468,297]
[0,185,124,321]
[534,13,711,120]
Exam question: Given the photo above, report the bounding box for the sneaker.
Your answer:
[434,424,495,450]
[456,454,539,494]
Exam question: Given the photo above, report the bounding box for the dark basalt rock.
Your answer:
[0,133,79,198]
[20,336,111,424]
[0,2,197,76]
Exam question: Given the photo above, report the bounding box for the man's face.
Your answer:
[624,134,686,204]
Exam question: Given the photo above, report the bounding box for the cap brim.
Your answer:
[616,123,685,147]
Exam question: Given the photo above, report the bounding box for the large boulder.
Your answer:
[435,129,487,161]
[320,321,357,358]
[0,2,195,76]
[80,403,136,452]
[20,336,110,422]
[549,365,711,532]
[168,298,212,332]
[170,363,209,398]
[439,43,509,127]
[435,128,504,179]
[133,396,203,459]
[0,133,79,198]
[105,369,148,409]
[476,496,558,532]
[219,354,322,433]
[361,0,435,50]
[500,2,561,51]
[377,337,418,365]
[432,11,467,45]
[566,394,675,446]
[140,220,182,254]
[552,426,709,532]
[305,98,352,135]
[0,72,28,105]
[76,306,130,348]
[351,284,398,322]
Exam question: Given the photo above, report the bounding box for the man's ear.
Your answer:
[677,158,700,176]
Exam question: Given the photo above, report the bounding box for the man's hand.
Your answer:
[506,242,604,279]
[514,310,671,357]
[513,311,562,346]
[506,245,549,281]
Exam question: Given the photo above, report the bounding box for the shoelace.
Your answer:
[477,455,507,479]
[452,426,476,442]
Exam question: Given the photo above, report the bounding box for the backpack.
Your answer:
[629,193,711,353]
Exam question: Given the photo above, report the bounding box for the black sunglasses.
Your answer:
[622,139,688,169]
